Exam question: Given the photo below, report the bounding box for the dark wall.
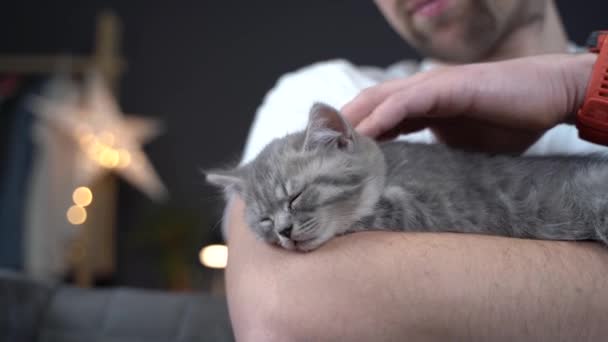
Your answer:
[1,1,606,288]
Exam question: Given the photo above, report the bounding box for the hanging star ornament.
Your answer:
[30,73,168,201]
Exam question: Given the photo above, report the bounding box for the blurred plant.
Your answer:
[131,203,217,291]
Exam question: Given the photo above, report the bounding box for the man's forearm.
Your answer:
[225,197,608,342]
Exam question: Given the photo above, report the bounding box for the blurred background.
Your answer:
[0,0,605,331]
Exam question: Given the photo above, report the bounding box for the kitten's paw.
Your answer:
[276,234,333,252]
[294,236,330,252]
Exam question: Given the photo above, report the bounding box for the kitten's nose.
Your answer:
[278,225,293,238]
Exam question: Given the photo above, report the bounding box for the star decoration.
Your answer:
[31,73,167,201]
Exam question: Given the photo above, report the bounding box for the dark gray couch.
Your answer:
[0,271,234,342]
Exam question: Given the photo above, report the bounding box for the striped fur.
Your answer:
[207,103,608,251]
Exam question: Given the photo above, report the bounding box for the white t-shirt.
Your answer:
[241,57,608,164]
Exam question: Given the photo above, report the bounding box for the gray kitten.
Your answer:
[206,103,608,252]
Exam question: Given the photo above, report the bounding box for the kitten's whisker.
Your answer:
[211,217,224,232]
[298,218,318,234]
[299,221,315,232]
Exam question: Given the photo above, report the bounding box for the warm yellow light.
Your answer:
[67,205,87,225]
[117,149,132,168]
[199,244,228,269]
[72,186,93,207]
[99,147,120,168]
[99,131,116,146]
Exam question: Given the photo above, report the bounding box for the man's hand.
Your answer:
[342,53,596,153]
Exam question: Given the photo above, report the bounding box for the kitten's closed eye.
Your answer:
[259,217,273,229]
[288,191,304,211]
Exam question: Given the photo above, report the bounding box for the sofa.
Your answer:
[0,271,234,342]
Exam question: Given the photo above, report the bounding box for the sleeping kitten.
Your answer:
[206,103,608,251]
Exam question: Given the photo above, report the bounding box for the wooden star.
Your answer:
[31,73,167,201]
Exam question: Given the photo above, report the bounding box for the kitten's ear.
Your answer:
[303,102,355,152]
[205,168,245,194]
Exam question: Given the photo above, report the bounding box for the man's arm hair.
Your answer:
[225,196,608,342]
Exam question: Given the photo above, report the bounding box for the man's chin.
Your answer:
[413,38,490,64]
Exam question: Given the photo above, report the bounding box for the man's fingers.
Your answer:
[355,71,478,137]
[341,71,439,126]
[376,118,432,141]
[355,91,413,137]
[355,81,441,137]
[341,80,404,126]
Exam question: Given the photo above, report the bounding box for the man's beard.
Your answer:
[407,0,500,63]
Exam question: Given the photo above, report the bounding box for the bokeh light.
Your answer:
[99,147,120,168]
[72,186,93,207]
[199,244,228,269]
[67,205,87,225]
[78,130,132,169]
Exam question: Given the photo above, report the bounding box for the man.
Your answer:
[227,1,608,340]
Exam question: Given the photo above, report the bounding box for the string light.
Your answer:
[77,130,132,170]
[67,186,93,225]
[68,130,134,225]
[67,205,87,225]
[99,147,120,168]
[72,187,93,207]
[199,244,228,269]
[68,130,132,225]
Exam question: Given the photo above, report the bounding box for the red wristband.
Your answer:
[576,31,608,146]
